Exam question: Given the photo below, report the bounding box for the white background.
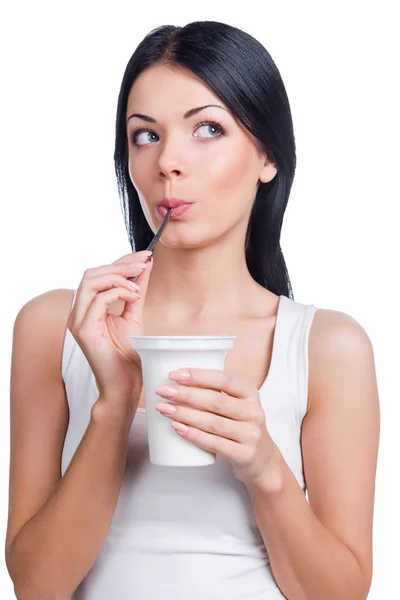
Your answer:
[1,1,398,597]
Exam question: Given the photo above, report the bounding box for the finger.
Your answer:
[80,252,151,281]
[80,287,140,336]
[156,383,263,423]
[112,250,152,265]
[84,257,150,279]
[72,263,148,328]
[171,422,242,462]
[87,272,140,293]
[98,257,154,320]
[169,368,256,400]
[122,255,154,316]
[158,402,260,444]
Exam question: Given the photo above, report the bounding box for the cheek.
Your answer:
[128,159,151,204]
[127,160,154,221]
[207,144,256,193]
[128,159,143,190]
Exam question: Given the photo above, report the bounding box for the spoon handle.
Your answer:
[128,207,173,283]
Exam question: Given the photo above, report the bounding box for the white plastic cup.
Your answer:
[130,336,237,466]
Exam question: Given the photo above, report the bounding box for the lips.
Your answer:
[157,203,193,219]
[156,198,195,219]
[157,198,193,209]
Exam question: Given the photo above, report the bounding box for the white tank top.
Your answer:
[61,290,319,599]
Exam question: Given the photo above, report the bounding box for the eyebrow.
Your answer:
[126,104,228,124]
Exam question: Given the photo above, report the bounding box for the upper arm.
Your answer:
[5,289,75,563]
[301,308,380,588]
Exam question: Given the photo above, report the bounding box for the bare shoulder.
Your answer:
[300,307,379,591]
[6,289,76,556]
[17,288,75,317]
[15,288,75,347]
[309,307,373,352]
[308,307,375,412]
[14,288,75,374]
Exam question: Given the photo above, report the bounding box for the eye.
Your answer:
[128,120,225,147]
[129,128,159,147]
[193,121,225,139]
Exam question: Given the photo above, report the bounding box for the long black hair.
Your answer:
[114,21,296,299]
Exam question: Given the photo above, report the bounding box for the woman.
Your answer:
[6,21,380,599]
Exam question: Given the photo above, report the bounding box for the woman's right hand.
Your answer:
[67,250,154,412]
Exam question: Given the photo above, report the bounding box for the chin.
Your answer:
[157,228,214,250]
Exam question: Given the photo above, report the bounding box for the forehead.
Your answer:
[126,64,226,116]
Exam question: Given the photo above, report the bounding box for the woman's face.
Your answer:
[126,64,277,248]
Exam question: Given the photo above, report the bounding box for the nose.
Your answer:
[160,168,182,180]
[157,136,186,180]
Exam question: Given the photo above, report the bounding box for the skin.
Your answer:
[125,64,380,597]
[126,63,278,323]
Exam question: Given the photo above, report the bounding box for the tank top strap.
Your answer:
[270,295,320,424]
[61,289,79,381]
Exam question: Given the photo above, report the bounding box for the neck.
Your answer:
[145,244,263,324]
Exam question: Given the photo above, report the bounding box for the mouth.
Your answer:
[156,198,195,220]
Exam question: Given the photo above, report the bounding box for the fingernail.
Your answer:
[155,385,178,398]
[169,370,190,381]
[172,422,188,434]
[156,402,176,413]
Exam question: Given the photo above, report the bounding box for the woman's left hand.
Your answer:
[154,367,277,488]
